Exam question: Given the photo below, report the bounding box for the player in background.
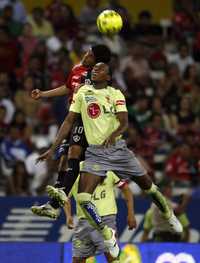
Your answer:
[31,45,111,219]
[141,180,191,242]
[37,63,183,258]
[64,170,136,263]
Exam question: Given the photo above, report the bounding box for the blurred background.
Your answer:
[0,0,200,262]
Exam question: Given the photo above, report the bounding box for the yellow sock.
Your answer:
[101,225,112,240]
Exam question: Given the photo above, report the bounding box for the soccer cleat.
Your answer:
[46,185,68,207]
[167,212,183,233]
[31,203,60,219]
[104,228,120,259]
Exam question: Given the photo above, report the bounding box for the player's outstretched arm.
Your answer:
[36,111,79,162]
[31,85,69,100]
[121,184,137,230]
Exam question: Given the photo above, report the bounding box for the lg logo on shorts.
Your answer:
[155,252,196,263]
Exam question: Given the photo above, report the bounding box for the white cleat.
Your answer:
[104,228,120,259]
[31,203,60,219]
[167,212,183,233]
[46,185,68,207]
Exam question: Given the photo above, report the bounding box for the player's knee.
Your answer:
[68,145,82,159]
[77,192,92,205]
[144,182,158,194]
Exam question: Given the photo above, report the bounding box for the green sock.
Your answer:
[145,183,171,219]
[101,225,112,240]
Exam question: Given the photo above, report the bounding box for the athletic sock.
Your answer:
[145,183,171,219]
[54,171,66,188]
[63,158,80,195]
[101,225,112,240]
[77,193,106,229]
[49,159,80,208]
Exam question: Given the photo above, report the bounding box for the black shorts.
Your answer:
[56,116,88,160]
[69,116,88,149]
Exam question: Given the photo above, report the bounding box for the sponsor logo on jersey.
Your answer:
[116,100,125,106]
[85,96,97,103]
[87,103,101,119]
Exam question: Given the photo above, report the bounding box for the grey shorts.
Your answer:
[81,140,146,179]
[72,215,116,258]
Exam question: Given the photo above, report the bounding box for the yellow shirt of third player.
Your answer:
[69,85,127,145]
[71,171,121,219]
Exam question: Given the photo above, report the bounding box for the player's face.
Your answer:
[82,49,96,66]
[91,63,110,82]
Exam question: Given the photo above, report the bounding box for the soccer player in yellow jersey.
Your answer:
[64,171,136,263]
[37,63,183,259]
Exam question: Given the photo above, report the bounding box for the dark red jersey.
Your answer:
[66,64,91,100]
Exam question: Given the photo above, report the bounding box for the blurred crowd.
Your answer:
[1,0,200,196]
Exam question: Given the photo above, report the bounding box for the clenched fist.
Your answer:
[31,89,42,100]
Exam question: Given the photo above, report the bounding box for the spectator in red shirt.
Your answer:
[165,143,200,184]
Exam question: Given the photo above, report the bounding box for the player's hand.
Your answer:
[103,133,117,147]
[127,213,137,230]
[31,89,42,100]
[36,149,53,163]
[66,216,74,229]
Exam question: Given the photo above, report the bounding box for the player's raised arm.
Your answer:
[31,84,69,100]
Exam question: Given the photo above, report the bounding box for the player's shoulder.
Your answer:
[107,171,120,184]
[71,63,87,72]
[78,84,94,93]
[107,86,124,96]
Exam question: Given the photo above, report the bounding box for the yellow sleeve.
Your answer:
[114,90,127,113]
[110,172,121,185]
[69,89,82,113]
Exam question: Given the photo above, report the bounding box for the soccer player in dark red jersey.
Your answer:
[31,45,111,219]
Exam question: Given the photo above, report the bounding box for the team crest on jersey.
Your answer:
[87,103,101,119]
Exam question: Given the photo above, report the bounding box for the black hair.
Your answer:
[91,45,111,63]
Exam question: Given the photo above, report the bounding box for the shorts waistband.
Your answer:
[89,139,125,149]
